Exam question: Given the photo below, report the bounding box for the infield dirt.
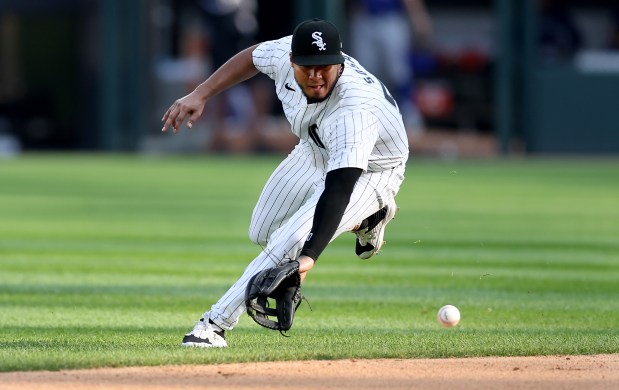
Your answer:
[1,354,617,390]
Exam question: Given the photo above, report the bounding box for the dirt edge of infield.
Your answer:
[1,354,618,390]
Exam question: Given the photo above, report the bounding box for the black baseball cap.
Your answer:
[291,18,344,66]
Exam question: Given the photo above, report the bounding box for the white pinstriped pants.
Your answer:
[208,140,405,330]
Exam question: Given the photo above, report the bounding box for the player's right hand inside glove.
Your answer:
[245,260,303,333]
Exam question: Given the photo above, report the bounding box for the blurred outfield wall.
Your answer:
[0,0,618,155]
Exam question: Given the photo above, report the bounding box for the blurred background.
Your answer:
[0,0,618,159]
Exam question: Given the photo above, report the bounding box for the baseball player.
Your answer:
[161,18,409,347]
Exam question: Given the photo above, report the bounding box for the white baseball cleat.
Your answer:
[181,317,228,348]
[354,198,398,259]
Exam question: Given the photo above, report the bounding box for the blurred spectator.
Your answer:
[538,0,582,65]
[193,0,296,153]
[196,0,259,153]
[247,0,298,153]
[348,0,433,133]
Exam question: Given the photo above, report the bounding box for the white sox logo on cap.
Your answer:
[291,18,344,65]
[311,32,326,51]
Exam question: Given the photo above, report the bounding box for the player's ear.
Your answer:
[289,52,293,65]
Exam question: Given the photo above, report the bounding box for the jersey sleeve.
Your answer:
[325,110,380,172]
[252,36,292,81]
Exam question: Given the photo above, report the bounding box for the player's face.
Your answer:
[291,60,342,103]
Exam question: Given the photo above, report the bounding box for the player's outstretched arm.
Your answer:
[161,43,261,133]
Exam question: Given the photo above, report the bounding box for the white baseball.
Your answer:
[437,304,460,327]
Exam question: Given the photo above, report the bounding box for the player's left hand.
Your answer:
[161,91,206,133]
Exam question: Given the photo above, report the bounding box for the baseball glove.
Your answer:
[245,260,303,333]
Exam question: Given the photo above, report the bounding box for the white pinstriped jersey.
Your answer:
[207,36,410,330]
[252,36,409,173]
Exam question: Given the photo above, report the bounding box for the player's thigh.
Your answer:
[261,166,404,257]
[336,167,404,236]
[249,146,323,245]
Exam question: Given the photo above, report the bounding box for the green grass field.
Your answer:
[1,154,618,372]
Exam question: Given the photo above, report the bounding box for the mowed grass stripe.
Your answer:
[0,154,618,371]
